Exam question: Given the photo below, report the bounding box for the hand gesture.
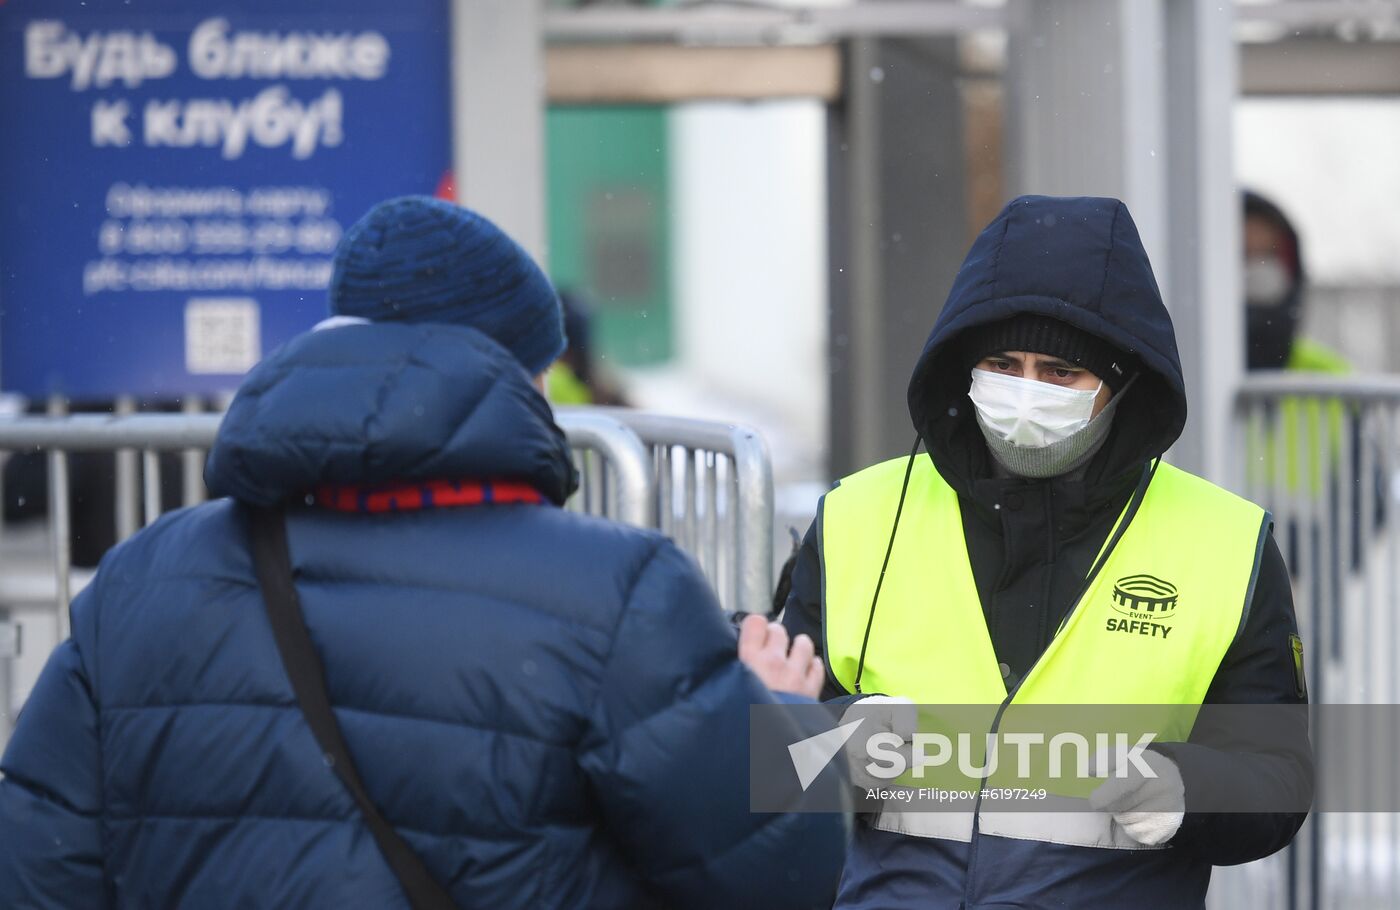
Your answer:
[737,616,825,699]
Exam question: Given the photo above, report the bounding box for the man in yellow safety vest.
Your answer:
[782,195,1312,908]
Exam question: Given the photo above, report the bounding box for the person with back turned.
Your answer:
[0,196,848,909]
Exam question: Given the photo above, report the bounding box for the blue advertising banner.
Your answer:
[0,0,453,398]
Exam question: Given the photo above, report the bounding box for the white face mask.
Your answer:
[1244,257,1291,307]
[968,368,1103,448]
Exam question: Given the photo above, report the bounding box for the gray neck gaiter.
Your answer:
[976,375,1137,480]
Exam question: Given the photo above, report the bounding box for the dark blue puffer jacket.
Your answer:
[0,322,848,909]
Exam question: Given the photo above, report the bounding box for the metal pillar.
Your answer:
[45,396,71,643]
[451,0,547,261]
[1006,0,1169,277]
[828,37,970,478]
[1163,1,1243,486]
[1005,0,1239,483]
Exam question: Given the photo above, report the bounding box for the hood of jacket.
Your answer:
[907,195,1187,497]
[206,321,578,507]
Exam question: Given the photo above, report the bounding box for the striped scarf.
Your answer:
[311,479,548,514]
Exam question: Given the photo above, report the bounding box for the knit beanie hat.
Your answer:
[961,314,1131,390]
[329,196,565,376]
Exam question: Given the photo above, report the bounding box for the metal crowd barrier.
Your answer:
[562,408,775,615]
[1208,373,1400,910]
[555,410,654,529]
[0,407,671,746]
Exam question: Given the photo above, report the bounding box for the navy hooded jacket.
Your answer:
[0,321,849,909]
[783,196,1311,908]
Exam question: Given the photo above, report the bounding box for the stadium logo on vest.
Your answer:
[1105,574,1178,640]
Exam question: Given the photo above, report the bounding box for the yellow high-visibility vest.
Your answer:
[1245,338,1351,496]
[821,456,1270,848]
[546,361,594,405]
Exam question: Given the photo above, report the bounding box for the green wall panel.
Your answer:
[546,106,672,366]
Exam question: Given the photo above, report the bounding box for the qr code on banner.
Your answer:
[185,298,261,374]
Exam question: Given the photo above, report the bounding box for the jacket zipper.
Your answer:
[960,460,1159,907]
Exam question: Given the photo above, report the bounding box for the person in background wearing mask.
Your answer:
[0,196,849,909]
[782,195,1311,908]
[1243,190,1347,375]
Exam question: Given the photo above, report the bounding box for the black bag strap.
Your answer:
[247,506,457,910]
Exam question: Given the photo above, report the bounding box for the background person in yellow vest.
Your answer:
[781,196,1312,908]
[1243,190,1382,684]
[1242,189,1350,502]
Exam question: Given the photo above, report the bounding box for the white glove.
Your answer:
[1088,749,1185,846]
[838,695,917,790]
